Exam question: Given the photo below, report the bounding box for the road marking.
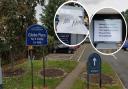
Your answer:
[115,70,127,89]
[69,54,74,60]
[111,54,118,60]
[111,54,126,89]
[77,45,86,61]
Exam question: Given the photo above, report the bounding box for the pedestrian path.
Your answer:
[55,61,86,89]
[55,44,91,89]
[70,44,86,60]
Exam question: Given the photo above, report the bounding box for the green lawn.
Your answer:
[71,61,123,89]
[3,60,78,89]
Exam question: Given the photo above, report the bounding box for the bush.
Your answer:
[34,35,55,59]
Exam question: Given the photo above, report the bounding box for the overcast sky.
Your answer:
[78,0,128,16]
[35,0,128,23]
[35,4,43,25]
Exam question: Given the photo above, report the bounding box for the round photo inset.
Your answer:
[89,8,127,55]
[54,1,89,46]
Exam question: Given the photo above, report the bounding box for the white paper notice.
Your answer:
[94,19,122,42]
[56,15,88,34]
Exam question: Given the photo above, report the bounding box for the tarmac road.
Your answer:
[103,50,128,89]
[81,43,128,89]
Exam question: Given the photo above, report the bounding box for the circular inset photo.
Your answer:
[54,1,89,46]
[90,8,127,55]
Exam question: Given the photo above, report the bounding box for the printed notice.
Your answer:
[94,19,122,42]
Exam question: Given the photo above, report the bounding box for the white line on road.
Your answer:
[111,54,126,89]
[77,45,86,61]
[115,70,127,89]
[111,54,118,60]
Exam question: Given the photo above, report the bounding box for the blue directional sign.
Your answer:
[26,24,48,46]
[87,53,101,74]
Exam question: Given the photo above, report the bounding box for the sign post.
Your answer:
[42,47,46,88]
[28,46,34,89]
[0,57,3,89]
[87,53,102,89]
[26,24,48,89]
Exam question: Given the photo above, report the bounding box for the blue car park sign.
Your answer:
[87,53,101,74]
[26,24,48,89]
[26,24,48,46]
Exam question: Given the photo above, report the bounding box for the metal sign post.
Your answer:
[87,53,102,89]
[26,24,48,89]
[87,70,89,89]
[42,46,46,88]
[0,57,3,89]
[99,59,102,88]
[28,46,34,89]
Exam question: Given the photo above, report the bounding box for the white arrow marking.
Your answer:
[93,58,97,66]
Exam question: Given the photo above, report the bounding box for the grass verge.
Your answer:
[3,60,78,89]
[71,61,123,89]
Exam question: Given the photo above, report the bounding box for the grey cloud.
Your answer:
[85,0,105,4]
